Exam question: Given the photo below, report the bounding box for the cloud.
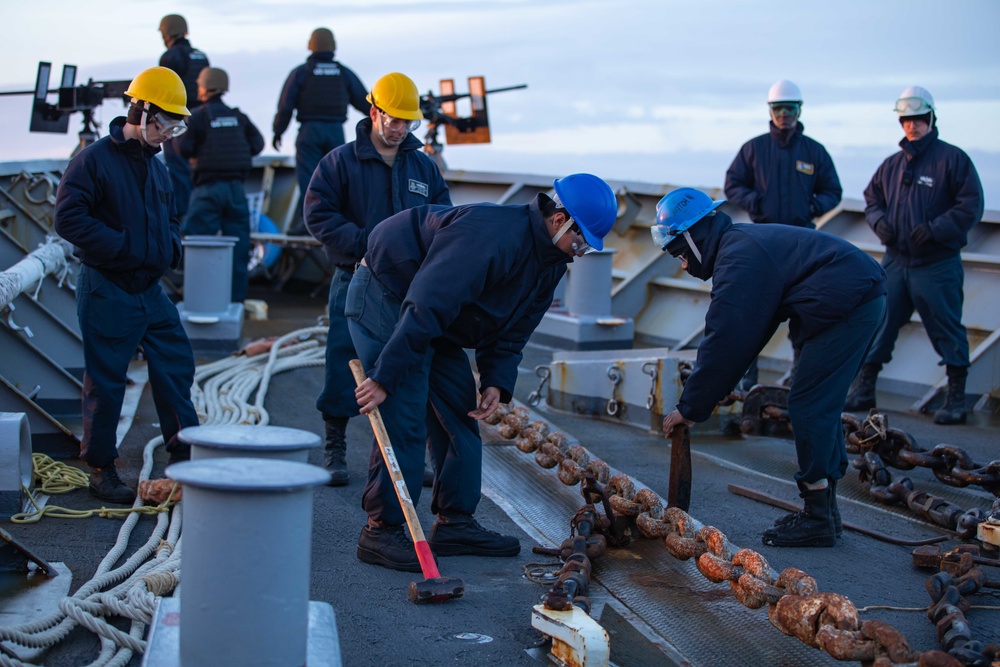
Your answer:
[1,0,997,209]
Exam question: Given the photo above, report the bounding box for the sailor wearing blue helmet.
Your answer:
[347,173,616,572]
[653,188,886,548]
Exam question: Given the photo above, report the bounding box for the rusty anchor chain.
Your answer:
[853,452,987,539]
[843,412,1000,497]
[913,547,1000,665]
[485,402,975,666]
[532,503,610,614]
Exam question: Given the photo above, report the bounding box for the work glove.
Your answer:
[272,136,282,151]
[873,220,895,245]
[910,224,934,246]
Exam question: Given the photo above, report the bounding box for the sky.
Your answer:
[2,0,999,208]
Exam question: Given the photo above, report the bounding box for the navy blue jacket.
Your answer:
[676,212,885,422]
[159,38,209,110]
[725,122,842,228]
[864,128,984,267]
[54,118,182,294]
[178,97,266,185]
[364,195,570,401]
[304,118,451,266]
[272,53,369,138]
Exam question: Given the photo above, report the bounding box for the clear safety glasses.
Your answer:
[151,111,187,139]
[651,225,701,262]
[894,97,931,115]
[768,102,800,116]
[552,220,593,255]
[650,225,672,250]
[376,107,421,133]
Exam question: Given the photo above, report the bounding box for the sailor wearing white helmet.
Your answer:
[845,86,985,426]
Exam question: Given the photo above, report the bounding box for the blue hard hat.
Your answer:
[654,188,725,238]
[552,173,617,251]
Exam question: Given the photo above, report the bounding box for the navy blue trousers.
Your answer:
[162,138,192,220]
[864,254,969,369]
[77,265,200,467]
[294,122,346,226]
[346,265,482,525]
[183,180,251,302]
[788,295,885,484]
[316,267,361,419]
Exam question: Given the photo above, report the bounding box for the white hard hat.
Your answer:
[894,86,935,117]
[767,79,802,104]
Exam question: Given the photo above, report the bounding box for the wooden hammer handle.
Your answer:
[349,360,430,549]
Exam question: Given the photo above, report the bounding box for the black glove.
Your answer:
[272,136,282,151]
[910,224,934,246]
[873,220,895,245]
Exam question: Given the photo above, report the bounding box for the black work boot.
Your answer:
[322,416,349,486]
[844,363,881,412]
[762,483,836,548]
[772,478,843,538]
[829,478,842,538]
[429,513,520,557]
[933,366,968,425]
[88,463,136,505]
[357,520,422,572]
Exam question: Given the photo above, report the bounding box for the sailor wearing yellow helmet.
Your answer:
[303,72,451,488]
[54,66,200,505]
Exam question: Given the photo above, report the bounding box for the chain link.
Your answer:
[844,411,1000,496]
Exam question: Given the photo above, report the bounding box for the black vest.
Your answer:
[192,104,252,176]
[298,61,349,118]
[177,44,210,109]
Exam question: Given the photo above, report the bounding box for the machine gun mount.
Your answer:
[0,62,131,157]
[419,77,527,169]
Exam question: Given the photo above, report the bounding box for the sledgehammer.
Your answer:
[350,360,465,604]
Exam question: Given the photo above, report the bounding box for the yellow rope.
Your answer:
[9,454,180,524]
[30,453,90,494]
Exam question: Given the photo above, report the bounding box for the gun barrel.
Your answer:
[484,84,528,95]
[425,84,528,105]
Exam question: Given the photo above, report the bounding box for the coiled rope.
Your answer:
[0,327,326,665]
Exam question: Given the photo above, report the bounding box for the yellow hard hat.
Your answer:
[125,67,190,117]
[366,72,422,121]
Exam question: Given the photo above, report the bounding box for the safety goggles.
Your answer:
[552,219,593,254]
[768,102,800,115]
[650,225,673,250]
[151,111,187,139]
[376,107,421,133]
[651,225,702,263]
[894,97,931,115]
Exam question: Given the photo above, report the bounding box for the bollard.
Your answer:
[177,235,244,357]
[0,412,32,518]
[166,458,330,667]
[179,424,321,463]
[565,249,615,319]
[536,248,634,350]
[181,235,238,315]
